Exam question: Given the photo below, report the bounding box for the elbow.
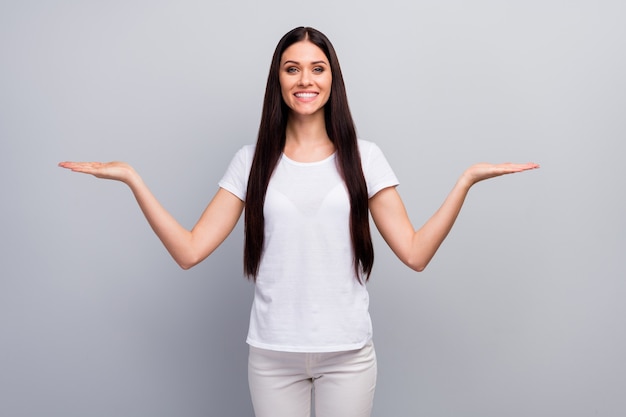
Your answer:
[175,244,214,270]
[408,262,427,273]
[178,262,194,271]
[176,254,202,271]
[405,255,428,273]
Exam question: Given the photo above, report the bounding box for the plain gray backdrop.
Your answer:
[1,0,624,416]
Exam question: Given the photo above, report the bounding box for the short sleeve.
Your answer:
[358,140,399,198]
[218,144,255,202]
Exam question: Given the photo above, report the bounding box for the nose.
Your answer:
[298,71,312,86]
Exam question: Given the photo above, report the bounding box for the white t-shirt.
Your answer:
[219,139,399,352]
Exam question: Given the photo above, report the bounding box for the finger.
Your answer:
[501,163,540,172]
[58,161,103,174]
[515,163,540,171]
[59,161,94,168]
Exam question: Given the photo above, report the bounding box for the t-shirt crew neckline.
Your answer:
[281,152,337,166]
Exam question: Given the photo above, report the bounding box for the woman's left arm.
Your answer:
[369,162,539,272]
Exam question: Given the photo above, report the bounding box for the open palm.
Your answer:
[58,161,136,183]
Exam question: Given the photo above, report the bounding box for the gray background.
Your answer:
[1,0,624,416]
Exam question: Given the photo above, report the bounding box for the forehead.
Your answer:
[281,40,328,63]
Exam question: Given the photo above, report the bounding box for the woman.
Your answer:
[59,26,538,417]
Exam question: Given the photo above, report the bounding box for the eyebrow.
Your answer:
[282,60,329,66]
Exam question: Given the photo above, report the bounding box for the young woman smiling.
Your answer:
[59,26,539,417]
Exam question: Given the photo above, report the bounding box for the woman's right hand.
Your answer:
[58,161,137,184]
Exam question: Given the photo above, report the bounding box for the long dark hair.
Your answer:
[244,26,374,283]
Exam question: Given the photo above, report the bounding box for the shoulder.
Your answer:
[222,143,257,176]
[357,138,377,153]
[227,143,256,167]
[356,139,399,197]
[357,139,385,164]
[219,144,257,200]
[236,143,257,159]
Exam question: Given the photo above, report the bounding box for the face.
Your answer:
[279,40,332,118]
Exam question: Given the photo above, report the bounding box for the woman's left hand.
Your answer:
[461,162,540,186]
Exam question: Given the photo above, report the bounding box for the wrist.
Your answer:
[457,170,475,190]
[123,167,142,188]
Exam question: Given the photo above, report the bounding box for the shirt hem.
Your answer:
[246,336,373,353]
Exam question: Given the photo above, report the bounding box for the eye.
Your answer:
[286,67,299,74]
[313,66,324,73]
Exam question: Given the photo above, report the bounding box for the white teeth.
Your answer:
[295,93,317,98]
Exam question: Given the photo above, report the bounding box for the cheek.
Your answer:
[279,77,291,95]
[280,87,291,104]
[325,76,333,92]
[324,79,333,98]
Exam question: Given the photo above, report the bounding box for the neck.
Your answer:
[283,111,334,162]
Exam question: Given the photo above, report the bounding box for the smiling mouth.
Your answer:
[294,92,318,98]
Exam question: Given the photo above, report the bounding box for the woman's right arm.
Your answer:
[58,161,244,269]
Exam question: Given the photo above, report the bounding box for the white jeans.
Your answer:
[248,342,377,417]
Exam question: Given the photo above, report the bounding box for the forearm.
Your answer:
[125,172,197,269]
[371,162,538,273]
[60,160,244,269]
[408,175,473,271]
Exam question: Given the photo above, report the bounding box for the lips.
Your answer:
[294,92,318,99]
